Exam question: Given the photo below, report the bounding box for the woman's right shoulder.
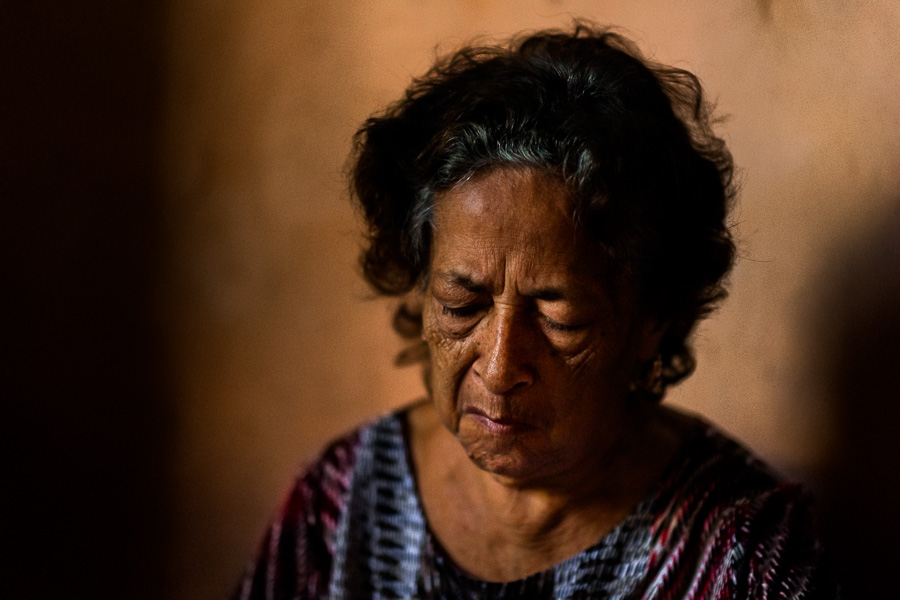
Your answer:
[289,405,415,517]
[231,406,413,600]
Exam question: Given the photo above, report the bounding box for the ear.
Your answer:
[636,317,667,361]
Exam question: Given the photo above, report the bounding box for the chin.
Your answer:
[463,439,556,484]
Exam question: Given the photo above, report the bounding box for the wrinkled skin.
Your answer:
[420,167,664,490]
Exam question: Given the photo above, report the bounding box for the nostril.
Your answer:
[479,358,534,395]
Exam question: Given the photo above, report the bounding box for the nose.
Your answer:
[474,307,536,395]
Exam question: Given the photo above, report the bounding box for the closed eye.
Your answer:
[442,304,482,318]
[541,314,588,333]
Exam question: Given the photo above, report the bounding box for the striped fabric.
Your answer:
[234,409,837,599]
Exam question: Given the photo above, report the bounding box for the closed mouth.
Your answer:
[464,406,534,429]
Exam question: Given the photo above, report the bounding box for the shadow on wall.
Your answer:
[3,4,169,600]
[810,197,900,596]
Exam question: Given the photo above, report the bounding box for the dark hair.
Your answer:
[349,23,736,400]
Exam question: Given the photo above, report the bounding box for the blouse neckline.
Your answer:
[397,404,708,590]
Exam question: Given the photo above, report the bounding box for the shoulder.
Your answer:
[232,409,408,600]
[648,417,838,599]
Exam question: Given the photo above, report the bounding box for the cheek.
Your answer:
[427,333,474,379]
[567,334,639,395]
[423,311,477,383]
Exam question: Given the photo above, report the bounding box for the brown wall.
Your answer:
[162,3,900,597]
[6,1,899,599]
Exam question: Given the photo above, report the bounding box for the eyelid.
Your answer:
[534,298,591,333]
[441,304,482,318]
[540,313,587,332]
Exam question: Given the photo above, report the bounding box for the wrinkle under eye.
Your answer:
[436,303,483,338]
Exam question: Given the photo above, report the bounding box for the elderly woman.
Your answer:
[235,25,834,599]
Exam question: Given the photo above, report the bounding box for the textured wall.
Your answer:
[161,2,900,598]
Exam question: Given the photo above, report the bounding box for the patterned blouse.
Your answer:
[233,408,837,599]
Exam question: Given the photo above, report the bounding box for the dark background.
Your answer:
[3,4,169,599]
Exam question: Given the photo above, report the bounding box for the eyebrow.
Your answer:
[436,270,573,301]
[530,289,566,301]
[437,271,489,293]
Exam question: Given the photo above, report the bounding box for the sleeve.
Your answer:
[684,482,839,600]
[231,433,360,600]
[741,484,840,600]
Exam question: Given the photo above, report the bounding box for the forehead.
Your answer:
[430,168,607,289]
[433,168,574,238]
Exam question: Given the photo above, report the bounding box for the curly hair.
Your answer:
[349,23,736,400]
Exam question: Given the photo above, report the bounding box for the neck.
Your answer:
[407,400,693,581]
[466,401,661,537]
[413,401,684,535]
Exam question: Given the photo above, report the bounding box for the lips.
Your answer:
[464,406,535,434]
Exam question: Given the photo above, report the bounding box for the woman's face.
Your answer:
[421,167,663,488]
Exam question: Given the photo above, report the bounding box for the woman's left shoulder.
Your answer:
[648,412,840,598]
